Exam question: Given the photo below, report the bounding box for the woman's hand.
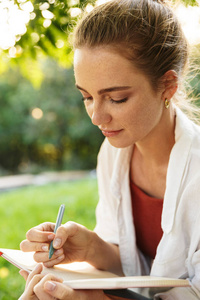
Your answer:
[19,264,44,300]
[19,264,110,300]
[20,221,123,275]
[34,277,109,300]
[20,221,95,268]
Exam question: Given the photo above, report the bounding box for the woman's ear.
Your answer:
[161,70,178,101]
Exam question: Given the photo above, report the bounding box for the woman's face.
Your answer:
[74,47,165,148]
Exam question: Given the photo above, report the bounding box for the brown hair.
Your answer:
[73,0,198,120]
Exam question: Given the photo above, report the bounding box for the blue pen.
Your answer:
[49,204,65,259]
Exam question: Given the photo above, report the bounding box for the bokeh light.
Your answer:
[31,108,43,119]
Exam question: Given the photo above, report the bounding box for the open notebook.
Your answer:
[0,248,190,290]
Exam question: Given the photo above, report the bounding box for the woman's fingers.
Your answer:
[20,221,91,270]
[21,268,107,300]
[53,222,80,249]
[44,281,106,300]
[33,274,63,299]
[31,248,64,265]
[27,224,55,240]
[20,240,51,253]
[25,264,43,287]
[20,222,56,253]
[43,254,65,267]
[44,281,74,299]
[25,274,44,296]
[19,264,44,299]
[19,269,29,281]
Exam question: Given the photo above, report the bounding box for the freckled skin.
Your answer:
[74,46,166,149]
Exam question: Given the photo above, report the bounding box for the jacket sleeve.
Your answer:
[154,174,200,300]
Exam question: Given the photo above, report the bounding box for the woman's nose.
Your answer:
[91,102,112,126]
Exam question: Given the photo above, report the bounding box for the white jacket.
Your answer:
[95,107,200,299]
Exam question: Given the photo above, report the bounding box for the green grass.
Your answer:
[0,178,98,300]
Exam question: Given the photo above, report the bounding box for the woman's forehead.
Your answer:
[73,47,155,96]
[74,47,140,76]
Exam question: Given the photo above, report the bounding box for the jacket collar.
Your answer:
[110,145,133,200]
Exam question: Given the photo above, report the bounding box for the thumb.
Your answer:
[44,281,73,299]
[53,222,79,249]
[44,281,106,299]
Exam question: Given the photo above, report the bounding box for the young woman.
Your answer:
[19,0,200,299]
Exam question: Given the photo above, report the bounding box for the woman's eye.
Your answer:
[82,96,93,102]
[81,96,128,103]
[110,97,128,104]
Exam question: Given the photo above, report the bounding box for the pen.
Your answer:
[49,204,65,259]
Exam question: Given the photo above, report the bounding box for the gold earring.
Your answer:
[164,98,170,109]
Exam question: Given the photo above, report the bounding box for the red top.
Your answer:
[130,181,163,259]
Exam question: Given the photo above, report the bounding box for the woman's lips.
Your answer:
[101,129,123,137]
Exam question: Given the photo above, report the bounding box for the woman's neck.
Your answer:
[131,105,176,199]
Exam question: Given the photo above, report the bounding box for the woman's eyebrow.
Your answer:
[75,85,131,95]
[97,86,131,95]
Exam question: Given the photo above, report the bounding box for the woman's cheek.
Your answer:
[84,103,93,119]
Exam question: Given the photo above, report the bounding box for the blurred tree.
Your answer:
[0,62,104,173]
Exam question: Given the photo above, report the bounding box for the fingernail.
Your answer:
[45,281,56,291]
[42,245,48,251]
[53,238,62,248]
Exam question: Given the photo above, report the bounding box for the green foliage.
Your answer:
[0,178,98,299]
[181,0,199,5]
[14,0,95,58]
[0,61,104,173]
[1,0,96,85]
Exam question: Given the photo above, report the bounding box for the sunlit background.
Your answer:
[176,1,200,45]
[0,0,200,55]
